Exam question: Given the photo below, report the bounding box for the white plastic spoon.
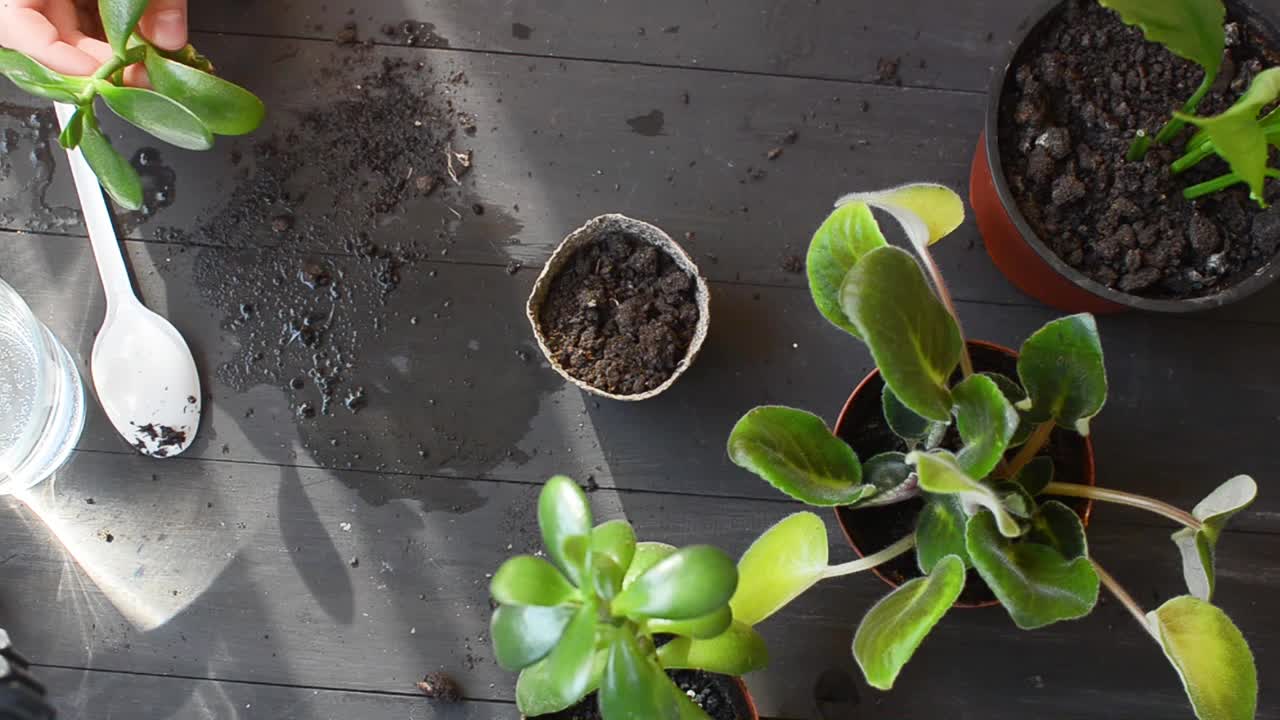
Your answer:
[54,103,201,458]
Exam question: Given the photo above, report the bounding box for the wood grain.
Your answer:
[2,451,1275,718]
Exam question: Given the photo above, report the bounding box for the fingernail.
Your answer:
[151,9,187,50]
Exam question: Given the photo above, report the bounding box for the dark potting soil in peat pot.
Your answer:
[834,344,1093,606]
[534,671,753,720]
[998,0,1280,301]
[537,230,701,397]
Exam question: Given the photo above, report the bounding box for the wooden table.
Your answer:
[1,1,1276,718]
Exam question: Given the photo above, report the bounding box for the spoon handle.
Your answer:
[53,103,136,310]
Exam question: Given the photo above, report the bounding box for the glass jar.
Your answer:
[0,276,85,495]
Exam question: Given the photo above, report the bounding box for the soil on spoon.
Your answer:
[834,345,1089,606]
[537,670,748,720]
[538,232,700,396]
[998,0,1280,300]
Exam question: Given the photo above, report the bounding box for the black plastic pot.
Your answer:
[971,0,1280,313]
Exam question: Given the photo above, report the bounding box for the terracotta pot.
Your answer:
[527,214,711,401]
[831,340,1096,608]
[971,0,1280,313]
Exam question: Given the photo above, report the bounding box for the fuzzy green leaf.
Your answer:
[1099,0,1224,79]
[78,121,143,210]
[910,450,1023,538]
[601,634,681,720]
[860,451,921,507]
[624,542,675,588]
[96,82,214,151]
[490,604,576,670]
[1178,69,1280,205]
[916,496,970,573]
[1011,456,1054,496]
[544,605,599,703]
[491,556,577,606]
[883,385,945,445]
[144,48,266,135]
[966,511,1098,629]
[952,374,1019,479]
[835,183,966,252]
[853,554,965,690]
[611,546,737,620]
[807,201,888,338]
[100,0,149,56]
[657,621,770,676]
[1171,475,1257,601]
[516,651,604,717]
[1148,596,1257,720]
[645,606,734,640]
[1016,314,1107,436]
[731,512,829,626]
[1027,500,1088,559]
[842,246,962,422]
[0,50,88,103]
[539,476,593,585]
[984,372,1034,446]
[728,406,870,506]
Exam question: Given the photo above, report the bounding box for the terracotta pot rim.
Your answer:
[526,213,712,401]
[733,676,760,720]
[831,339,1097,608]
[982,0,1280,313]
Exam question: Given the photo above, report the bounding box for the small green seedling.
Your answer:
[0,0,265,210]
[1102,0,1280,206]
[726,184,1259,719]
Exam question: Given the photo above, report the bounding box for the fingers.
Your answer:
[0,7,102,75]
[137,0,187,51]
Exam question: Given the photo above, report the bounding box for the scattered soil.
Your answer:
[538,671,748,720]
[130,422,188,458]
[833,344,1089,606]
[538,232,700,396]
[174,55,475,419]
[998,0,1280,299]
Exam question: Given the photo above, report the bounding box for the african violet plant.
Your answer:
[1102,0,1280,205]
[0,0,265,210]
[724,184,1260,720]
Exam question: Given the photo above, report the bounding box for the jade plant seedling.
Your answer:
[0,0,265,210]
[1102,0,1280,206]
[725,184,1260,720]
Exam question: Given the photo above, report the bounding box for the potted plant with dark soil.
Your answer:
[527,215,711,400]
[723,184,1260,719]
[488,475,761,719]
[971,0,1280,312]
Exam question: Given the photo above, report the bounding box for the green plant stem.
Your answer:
[1043,482,1202,530]
[822,534,916,579]
[1091,559,1157,640]
[1153,74,1216,147]
[1184,168,1280,200]
[1175,127,1280,174]
[916,247,973,377]
[1126,131,1151,162]
[1002,421,1054,479]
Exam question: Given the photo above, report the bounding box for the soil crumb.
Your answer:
[999,0,1280,299]
[416,672,463,703]
[539,232,699,396]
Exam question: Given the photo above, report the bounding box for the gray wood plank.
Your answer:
[188,0,1016,92]
[34,666,516,720]
[0,32,1044,311]
[1,451,1275,719]
[1,230,1277,529]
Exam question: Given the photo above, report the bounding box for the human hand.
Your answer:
[0,0,187,77]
